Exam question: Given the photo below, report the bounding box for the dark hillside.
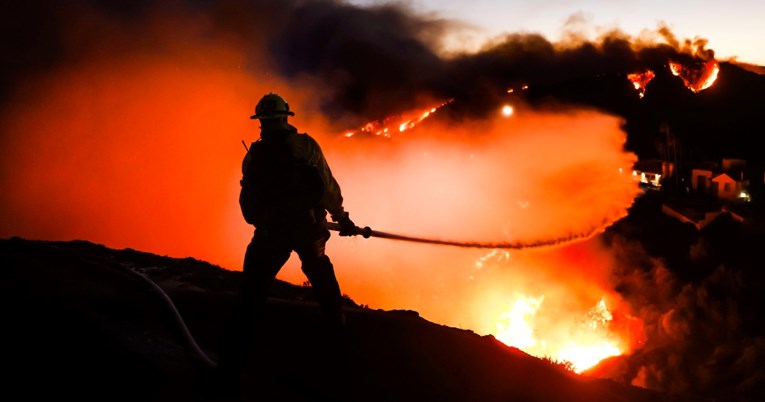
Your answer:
[1,237,692,402]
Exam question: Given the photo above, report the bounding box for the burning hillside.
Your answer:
[668,59,720,93]
[627,59,719,98]
[1,1,764,400]
[342,99,453,139]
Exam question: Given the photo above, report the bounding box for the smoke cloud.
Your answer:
[593,230,765,399]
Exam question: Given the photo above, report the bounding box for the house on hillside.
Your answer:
[662,158,753,229]
[690,158,750,202]
[632,159,674,190]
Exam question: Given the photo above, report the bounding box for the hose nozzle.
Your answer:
[327,222,372,238]
[358,226,372,238]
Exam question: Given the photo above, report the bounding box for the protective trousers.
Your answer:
[217,222,345,377]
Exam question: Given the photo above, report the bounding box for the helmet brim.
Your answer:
[250,111,295,119]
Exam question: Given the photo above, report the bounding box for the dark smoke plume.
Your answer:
[2,0,720,126]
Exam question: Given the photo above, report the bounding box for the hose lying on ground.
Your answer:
[107,259,218,369]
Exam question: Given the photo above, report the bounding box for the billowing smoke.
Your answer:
[591,226,765,400]
[1,0,756,398]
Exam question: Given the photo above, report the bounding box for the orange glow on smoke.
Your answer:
[322,104,645,368]
[0,20,646,371]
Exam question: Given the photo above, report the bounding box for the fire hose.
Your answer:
[327,222,597,250]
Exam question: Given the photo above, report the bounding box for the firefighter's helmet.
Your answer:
[250,93,295,119]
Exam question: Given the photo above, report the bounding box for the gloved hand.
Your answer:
[336,212,357,237]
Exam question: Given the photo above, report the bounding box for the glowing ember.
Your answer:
[669,59,720,93]
[627,70,655,98]
[506,84,529,93]
[473,249,510,271]
[501,104,514,117]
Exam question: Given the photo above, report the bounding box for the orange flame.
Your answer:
[343,99,453,139]
[627,70,655,99]
[493,294,625,373]
[669,59,720,93]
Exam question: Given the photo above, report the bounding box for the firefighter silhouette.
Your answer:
[216,92,358,388]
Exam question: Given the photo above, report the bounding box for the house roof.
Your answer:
[712,173,736,183]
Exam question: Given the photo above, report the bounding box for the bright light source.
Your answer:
[502,104,514,117]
